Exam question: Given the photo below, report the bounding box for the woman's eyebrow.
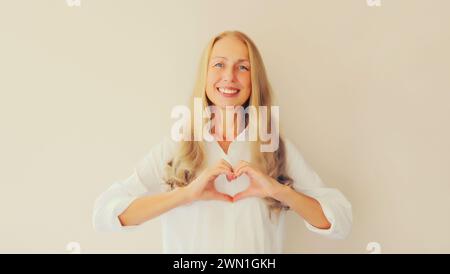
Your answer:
[211,56,250,63]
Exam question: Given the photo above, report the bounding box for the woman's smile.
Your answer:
[216,86,241,97]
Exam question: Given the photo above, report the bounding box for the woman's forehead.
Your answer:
[211,36,249,61]
[210,56,249,63]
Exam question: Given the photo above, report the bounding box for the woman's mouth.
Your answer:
[216,87,240,97]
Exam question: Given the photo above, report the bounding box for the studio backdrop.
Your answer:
[0,0,449,253]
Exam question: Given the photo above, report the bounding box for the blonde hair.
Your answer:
[165,30,293,217]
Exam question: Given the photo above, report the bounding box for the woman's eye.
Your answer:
[213,63,224,68]
[239,65,249,71]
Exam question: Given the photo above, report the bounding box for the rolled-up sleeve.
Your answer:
[284,139,352,239]
[93,137,176,232]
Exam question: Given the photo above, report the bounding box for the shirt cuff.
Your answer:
[107,196,140,232]
[303,198,336,235]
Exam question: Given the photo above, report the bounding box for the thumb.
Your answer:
[233,189,255,202]
[210,191,233,202]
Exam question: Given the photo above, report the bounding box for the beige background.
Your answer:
[0,0,449,253]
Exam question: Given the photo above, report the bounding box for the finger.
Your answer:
[212,166,235,181]
[210,191,233,202]
[234,161,251,176]
[219,159,234,171]
[217,163,236,181]
[233,189,255,202]
[220,167,235,180]
[235,165,252,178]
[238,160,250,165]
[233,160,248,172]
[211,166,230,176]
[225,173,235,182]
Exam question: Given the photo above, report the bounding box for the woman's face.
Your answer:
[206,35,252,108]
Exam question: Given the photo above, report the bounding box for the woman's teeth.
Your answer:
[218,87,240,94]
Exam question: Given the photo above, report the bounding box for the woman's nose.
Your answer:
[221,66,236,82]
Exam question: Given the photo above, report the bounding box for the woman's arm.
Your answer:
[271,185,331,229]
[280,139,352,238]
[118,187,189,226]
[233,161,331,229]
[93,138,176,232]
[233,139,352,239]
[118,159,235,226]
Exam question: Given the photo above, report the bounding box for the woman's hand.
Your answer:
[183,159,235,203]
[233,160,285,202]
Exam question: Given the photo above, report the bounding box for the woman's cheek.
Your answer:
[240,74,251,90]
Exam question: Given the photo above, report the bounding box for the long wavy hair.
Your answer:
[164,30,293,217]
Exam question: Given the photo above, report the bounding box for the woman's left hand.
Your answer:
[233,160,285,202]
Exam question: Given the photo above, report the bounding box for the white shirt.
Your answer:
[93,133,352,253]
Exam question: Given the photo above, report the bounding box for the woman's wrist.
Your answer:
[268,182,291,202]
[172,186,195,206]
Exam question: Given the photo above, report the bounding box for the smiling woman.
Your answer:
[92,30,352,253]
[205,35,252,107]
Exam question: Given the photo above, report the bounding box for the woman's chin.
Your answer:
[215,102,242,109]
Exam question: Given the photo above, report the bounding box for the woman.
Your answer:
[93,30,352,253]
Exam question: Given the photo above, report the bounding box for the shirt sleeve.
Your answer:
[92,137,177,232]
[284,138,352,239]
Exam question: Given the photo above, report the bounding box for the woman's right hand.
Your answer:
[182,159,235,203]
